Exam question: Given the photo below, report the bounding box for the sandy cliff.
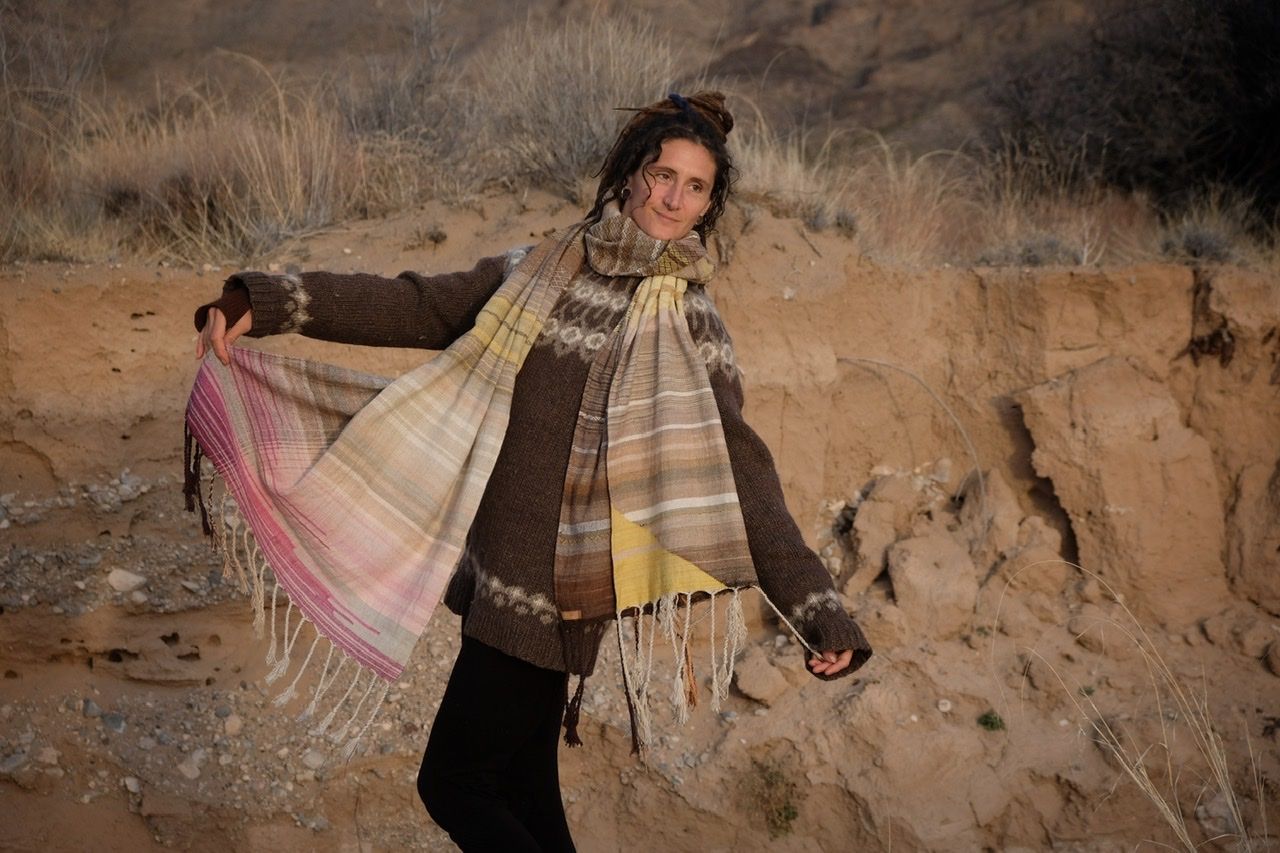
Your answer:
[1,196,1277,850]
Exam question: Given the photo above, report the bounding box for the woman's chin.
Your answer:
[629,212,691,242]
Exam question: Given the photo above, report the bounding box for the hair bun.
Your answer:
[685,91,734,138]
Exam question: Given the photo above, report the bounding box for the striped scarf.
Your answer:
[184,211,757,754]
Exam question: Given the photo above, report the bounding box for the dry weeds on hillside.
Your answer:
[2,3,1276,270]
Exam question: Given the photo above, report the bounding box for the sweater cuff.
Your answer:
[193,280,251,332]
[787,589,874,681]
[218,271,306,337]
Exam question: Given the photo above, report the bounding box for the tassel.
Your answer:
[562,675,588,747]
[682,643,698,711]
[183,422,212,536]
[617,616,644,756]
[311,667,362,737]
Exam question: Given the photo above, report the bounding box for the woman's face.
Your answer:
[620,138,716,241]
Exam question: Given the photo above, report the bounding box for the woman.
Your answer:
[192,91,871,851]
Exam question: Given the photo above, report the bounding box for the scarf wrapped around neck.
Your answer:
[184,211,762,755]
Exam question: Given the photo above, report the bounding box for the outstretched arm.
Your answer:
[193,254,512,354]
[688,287,872,679]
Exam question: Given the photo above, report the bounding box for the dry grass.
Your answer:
[731,117,854,231]
[1,6,1276,269]
[463,12,681,200]
[991,563,1270,850]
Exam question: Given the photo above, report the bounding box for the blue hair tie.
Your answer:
[668,93,694,116]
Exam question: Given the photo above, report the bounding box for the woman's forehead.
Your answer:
[646,138,716,181]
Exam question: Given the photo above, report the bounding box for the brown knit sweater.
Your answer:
[197,245,872,680]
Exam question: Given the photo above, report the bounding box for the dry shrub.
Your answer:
[731,118,852,230]
[732,124,976,266]
[334,0,457,140]
[465,13,681,197]
[64,75,355,262]
[842,138,976,266]
[1156,189,1268,266]
[990,0,1280,220]
[974,142,1130,267]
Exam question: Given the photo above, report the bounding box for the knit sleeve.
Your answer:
[688,289,873,679]
[195,254,511,350]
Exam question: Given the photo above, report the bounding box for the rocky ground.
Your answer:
[2,196,1278,850]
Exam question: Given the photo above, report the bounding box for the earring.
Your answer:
[619,187,631,203]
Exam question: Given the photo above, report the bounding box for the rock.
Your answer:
[843,473,924,596]
[1237,621,1277,659]
[1067,605,1135,660]
[857,602,910,649]
[887,533,978,639]
[1201,608,1278,659]
[301,749,326,771]
[1265,643,1280,677]
[102,713,127,733]
[180,580,203,594]
[993,516,1068,597]
[116,469,146,501]
[1195,791,1239,838]
[214,705,232,719]
[224,715,243,737]
[129,590,148,605]
[123,776,141,794]
[35,747,59,766]
[298,813,330,832]
[138,736,156,751]
[106,569,147,593]
[959,469,1022,558]
[733,646,790,706]
[82,698,102,718]
[176,749,205,780]
[1017,358,1230,628]
[0,751,28,775]
[9,764,58,793]
[1224,459,1280,615]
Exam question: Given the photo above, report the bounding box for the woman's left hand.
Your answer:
[807,649,854,677]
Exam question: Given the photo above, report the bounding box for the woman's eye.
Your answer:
[690,183,706,194]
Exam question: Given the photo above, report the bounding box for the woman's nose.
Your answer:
[662,184,682,209]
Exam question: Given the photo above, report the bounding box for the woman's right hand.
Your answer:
[196,307,253,366]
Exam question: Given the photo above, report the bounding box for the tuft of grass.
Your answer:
[977,709,1006,731]
[745,757,804,839]
[464,13,681,199]
[731,115,853,232]
[1158,189,1263,266]
[990,560,1267,850]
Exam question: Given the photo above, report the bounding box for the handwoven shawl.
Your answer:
[184,211,758,752]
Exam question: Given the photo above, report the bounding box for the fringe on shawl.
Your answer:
[190,428,823,759]
[613,589,748,755]
[602,587,824,756]
[187,445,392,764]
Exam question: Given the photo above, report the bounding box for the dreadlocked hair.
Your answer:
[586,91,737,243]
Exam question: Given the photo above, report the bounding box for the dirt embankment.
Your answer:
[2,197,1277,851]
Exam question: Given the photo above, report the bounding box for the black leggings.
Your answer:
[417,636,577,852]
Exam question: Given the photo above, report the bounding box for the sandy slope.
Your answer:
[1,195,1278,850]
